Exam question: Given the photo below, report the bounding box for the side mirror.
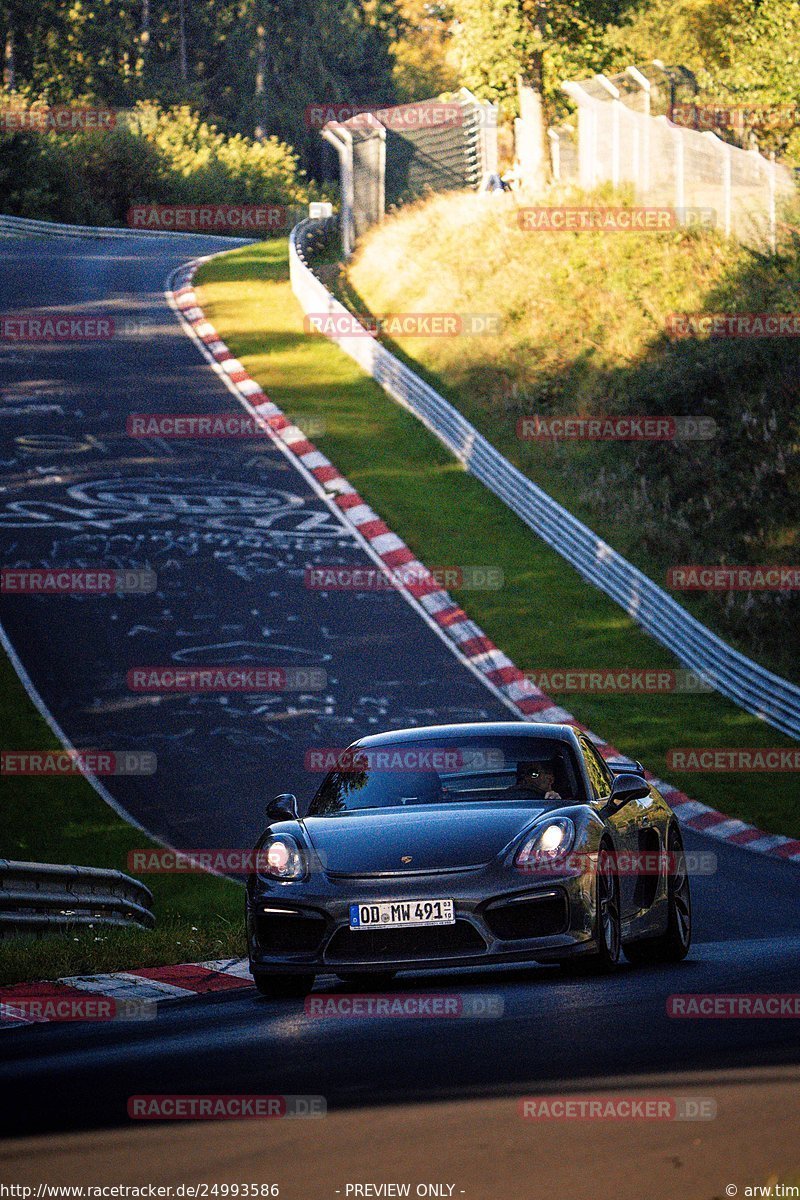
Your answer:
[604,773,650,815]
[266,793,299,822]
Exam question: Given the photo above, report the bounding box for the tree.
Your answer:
[449,0,634,118]
[606,0,800,155]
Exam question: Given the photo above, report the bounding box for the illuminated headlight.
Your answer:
[257,834,307,882]
[514,818,576,871]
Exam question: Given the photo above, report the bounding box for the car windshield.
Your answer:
[308,736,582,814]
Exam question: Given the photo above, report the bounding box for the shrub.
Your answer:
[0,92,311,227]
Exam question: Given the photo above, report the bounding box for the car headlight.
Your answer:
[514,818,576,871]
[257,834,307,882]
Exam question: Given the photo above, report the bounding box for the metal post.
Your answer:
[724,141,732,238]
[626,65,652,193]
[626,65,651,117]
[674,127,685,216]
[595,75,620,189]
[322,123,355,258]
[377,122,386,223]
[768,151,777,253]
[548,127,560,181]
[178,0,187,80]
[562,81,598,190]
[612,99,621,188]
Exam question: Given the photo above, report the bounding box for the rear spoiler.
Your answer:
[606,759,646,777]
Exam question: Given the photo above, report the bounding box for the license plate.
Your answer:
[349,899,455,930]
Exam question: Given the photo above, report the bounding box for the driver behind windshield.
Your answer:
[505,760,562,800]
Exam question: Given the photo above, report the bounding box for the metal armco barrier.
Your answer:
[0,860,155,935]
[0,213,255,241]
[290,217,800,740]
[0,213,158,239]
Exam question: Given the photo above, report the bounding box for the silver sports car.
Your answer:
[246,722,692,997]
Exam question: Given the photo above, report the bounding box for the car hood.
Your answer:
[302,803,546,875]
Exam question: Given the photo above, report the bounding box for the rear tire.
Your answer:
[336,971,397,988]
[624,825,692,965]
[253,972,315,999]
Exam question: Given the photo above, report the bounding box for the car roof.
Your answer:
[352,722,579,749]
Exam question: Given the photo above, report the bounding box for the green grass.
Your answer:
[194,239,800,840]
[0,652,244,986]
[344,187,800,683]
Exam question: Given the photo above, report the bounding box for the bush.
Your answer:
[0,93,311,227]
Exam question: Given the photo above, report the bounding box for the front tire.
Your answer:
[253,972,315,999]
[559,842,621,974]
[624,825,692,965]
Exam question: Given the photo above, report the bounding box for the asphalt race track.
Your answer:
[0,231,513,851]
[2,830,800,1138]
[1,232,799,1167]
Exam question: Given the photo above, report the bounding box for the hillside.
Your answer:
[344,188,800,680]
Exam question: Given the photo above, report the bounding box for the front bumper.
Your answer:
[246,863,598,975]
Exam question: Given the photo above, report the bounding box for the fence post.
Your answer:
[612,100,622,187]
[481,101,499,176]
[674,125,686,215]
[547,127,560,181]
[562,81,597,189]
[626,65,651,193]
[723,139,732,238]
[516,77,547,188]
[596,75,621,188]
[769,150,777,253]
[321,122,355,257]
[630,120,639,190]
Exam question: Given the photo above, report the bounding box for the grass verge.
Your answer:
[0,651,244,986]
[344,188,800,683]
[194,238,800,840]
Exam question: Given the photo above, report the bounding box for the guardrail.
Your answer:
[0,860,155,935]
[290,216,800,740]
[0,213,157,239]
[0,213,254,241]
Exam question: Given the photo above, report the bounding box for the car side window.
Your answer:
[579,737,613,799]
